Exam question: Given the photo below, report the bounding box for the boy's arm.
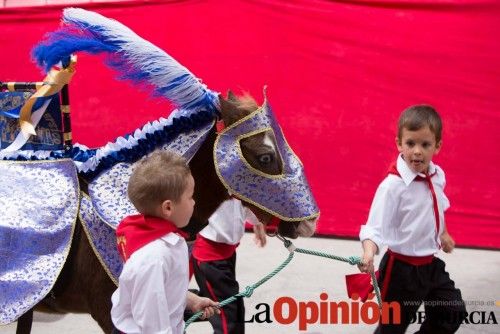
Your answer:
[440,172,454,253]
[358,182,395,273]
[358,239,378,273]
[440,225,455,253]
[241,202,267,247]
[252,222,267,247]
[186,291,220,319]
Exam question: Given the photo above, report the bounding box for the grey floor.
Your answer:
[1,235,498,333]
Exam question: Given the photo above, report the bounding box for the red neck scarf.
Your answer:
[387,161,400,176]
[387,161,437,179]
[116,214,189,262]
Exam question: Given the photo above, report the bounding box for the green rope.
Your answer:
[370,271,382,307]
[291,242,382,307]
[184,251,295,329]
[184,237,382,331]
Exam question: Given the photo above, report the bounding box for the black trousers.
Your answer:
[192,252,245,334]
[375,252,466,334]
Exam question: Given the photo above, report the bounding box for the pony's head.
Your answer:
[215,90,319,238]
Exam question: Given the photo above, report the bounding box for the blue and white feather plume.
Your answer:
[14,8,220,177]
[33,7,219,112]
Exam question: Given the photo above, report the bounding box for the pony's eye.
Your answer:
[258,154,273,164]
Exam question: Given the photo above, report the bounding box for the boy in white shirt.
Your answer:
[111,150,218,334]
[191,198,266,334]
[358,105,466,333]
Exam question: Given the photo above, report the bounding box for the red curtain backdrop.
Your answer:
[1,0,499,249]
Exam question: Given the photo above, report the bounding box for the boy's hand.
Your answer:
[186,292,220,319]
[197,297,220,320]
[253,223,267,247]
[440,231,455,253]
[358,251,375,273]
[358,239,378,273]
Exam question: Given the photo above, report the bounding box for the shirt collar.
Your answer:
[161,232,182,245]
[396,154,436,186]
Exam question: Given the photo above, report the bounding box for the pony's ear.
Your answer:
[219,94,233,124]
[219,93,240,126]
[219,94,232,112]
[227,90,238,102]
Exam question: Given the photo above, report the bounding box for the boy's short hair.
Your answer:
[128,150,191,215]
[397,104,443,143]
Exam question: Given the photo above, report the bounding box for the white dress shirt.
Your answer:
[111,233,188,334]
[200,198,260,245]
[359,155,450,256]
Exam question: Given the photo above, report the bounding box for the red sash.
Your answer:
[116,214,188,262]
[192,234,238,261]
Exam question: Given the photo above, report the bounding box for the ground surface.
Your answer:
[1,235,498,333]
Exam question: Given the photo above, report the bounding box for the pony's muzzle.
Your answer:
[277,218,317,239]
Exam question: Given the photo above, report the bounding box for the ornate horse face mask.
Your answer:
[214,89,320,224]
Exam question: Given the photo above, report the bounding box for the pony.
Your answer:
[4,8,319,333]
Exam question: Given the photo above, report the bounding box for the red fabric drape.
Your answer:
[1,0,499,248]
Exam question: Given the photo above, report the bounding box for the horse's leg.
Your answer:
[15,308,33,334]
[38,219,116,333]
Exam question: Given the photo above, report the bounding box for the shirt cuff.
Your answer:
[359,224,383,254]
